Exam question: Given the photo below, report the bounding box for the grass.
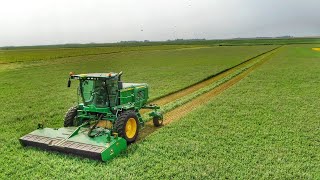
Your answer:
[0,45,276,178]
[1,43,319,178]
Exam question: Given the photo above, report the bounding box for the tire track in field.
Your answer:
[145,46,280,108]
[138,46,283,141]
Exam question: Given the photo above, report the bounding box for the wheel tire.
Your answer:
[115,110,139,143]
[64,106,77,127]
[153,116,163,127]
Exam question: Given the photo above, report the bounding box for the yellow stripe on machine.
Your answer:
[79,74,87,77]
[312,48,320,51]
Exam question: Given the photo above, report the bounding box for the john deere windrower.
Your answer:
[19,72,163,161]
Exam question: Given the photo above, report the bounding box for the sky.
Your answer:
[0,0,319,46]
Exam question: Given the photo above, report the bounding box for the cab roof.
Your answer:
[71,72,119,80]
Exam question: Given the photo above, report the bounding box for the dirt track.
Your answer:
[138,46,282,141]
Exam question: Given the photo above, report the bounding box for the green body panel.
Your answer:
[101,138,127,162]
[119,89,134,104]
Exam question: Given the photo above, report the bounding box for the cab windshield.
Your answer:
[80,80,107,107]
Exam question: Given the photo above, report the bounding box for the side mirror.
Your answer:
[118,71,123,81]
[67,78,71,87]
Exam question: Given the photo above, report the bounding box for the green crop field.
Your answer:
[0,40,319,179]
[127,44,320,179]
[0,45,204,63]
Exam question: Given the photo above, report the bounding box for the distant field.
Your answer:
[1,37,319,51]
[1,38,319,64]
[0,45,202,63]
[166,37,320,46]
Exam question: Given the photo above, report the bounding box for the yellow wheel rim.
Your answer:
[125,118,137,139]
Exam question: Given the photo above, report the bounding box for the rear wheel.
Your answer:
[64,106,77,127]
[115,110,139,143]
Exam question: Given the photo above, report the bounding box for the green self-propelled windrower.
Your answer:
[19,72,163,161]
